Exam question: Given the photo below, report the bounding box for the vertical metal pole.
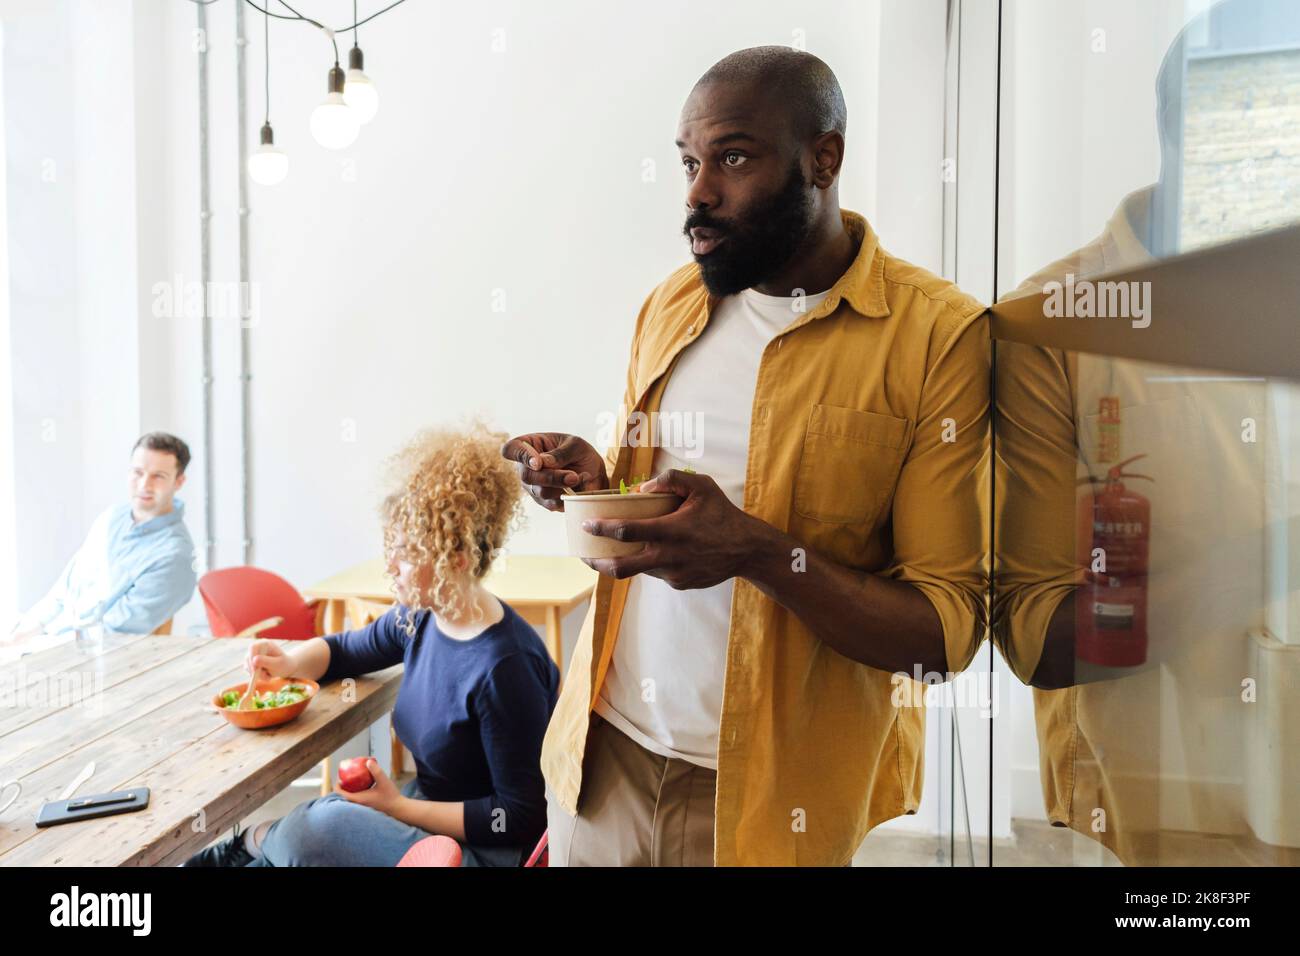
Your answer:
[938,0,962,867]
[988,0,1003,867]
[235,0,254,566]
[941,0,961,284]
[197,1,215,574]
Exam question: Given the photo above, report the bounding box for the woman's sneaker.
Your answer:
[182,832,255,867]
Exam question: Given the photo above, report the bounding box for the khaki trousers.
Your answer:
[546,712,717,866]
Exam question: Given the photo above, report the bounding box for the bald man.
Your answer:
[504,47,990,866]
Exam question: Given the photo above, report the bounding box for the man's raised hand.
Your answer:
[501,432,609,512]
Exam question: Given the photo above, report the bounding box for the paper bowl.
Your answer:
[562,489,683,559]
[213,676,320,730]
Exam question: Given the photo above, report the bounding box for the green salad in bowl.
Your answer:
[221,684,310,710]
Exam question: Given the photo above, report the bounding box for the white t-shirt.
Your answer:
[594,284,832,769]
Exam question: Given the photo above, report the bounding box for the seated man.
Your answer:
[6,432,197,642]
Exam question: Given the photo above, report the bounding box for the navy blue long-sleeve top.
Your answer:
[320,600,560,850]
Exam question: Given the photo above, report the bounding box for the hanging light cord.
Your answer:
[262,7,270,125]
[271,0,337,61]
[180,0,406,38]
[181,0,399,103]
[178,0,400,43]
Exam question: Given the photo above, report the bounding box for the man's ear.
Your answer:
[175,471,188,492]
[811,130,844,189]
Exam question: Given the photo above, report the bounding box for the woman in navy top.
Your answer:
[184,424,560,867]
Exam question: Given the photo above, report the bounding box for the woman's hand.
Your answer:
[246,640,295,679]
[333,757,402,816]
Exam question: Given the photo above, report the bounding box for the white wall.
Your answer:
[0,17,12,628]
[2,0,151,619]
[1000,0,1187,291]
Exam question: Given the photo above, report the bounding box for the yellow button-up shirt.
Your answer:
[542,209,990,865]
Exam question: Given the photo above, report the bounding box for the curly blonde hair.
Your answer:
[381,420,522,634]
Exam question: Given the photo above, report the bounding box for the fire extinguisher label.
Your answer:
[1098,396,1121,463]
[1093,601,1135,628]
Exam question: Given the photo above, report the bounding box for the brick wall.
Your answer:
[1182,48,1300,250]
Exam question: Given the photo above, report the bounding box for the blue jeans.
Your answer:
[247,777,525,867]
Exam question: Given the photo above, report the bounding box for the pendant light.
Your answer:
[310,60,360,150]
[344,1,379,124]
[247,7,288,185]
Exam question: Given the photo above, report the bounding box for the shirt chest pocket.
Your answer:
[793,404,914,525]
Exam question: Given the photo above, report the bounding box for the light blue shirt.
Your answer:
[29,499,198,636]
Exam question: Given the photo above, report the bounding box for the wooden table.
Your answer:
[0,634,401,866]
[304,554,597,677]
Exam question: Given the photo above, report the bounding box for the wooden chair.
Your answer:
[152,617,174,635]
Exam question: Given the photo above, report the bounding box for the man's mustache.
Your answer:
[682,214,734,237]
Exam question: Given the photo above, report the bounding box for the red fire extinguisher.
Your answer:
[1075,454,1153,667]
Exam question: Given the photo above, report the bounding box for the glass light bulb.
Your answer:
[310,92,359,150]
[247,143,289,185]
[344,68,379,124]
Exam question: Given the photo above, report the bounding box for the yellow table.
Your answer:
[304,554,597,678]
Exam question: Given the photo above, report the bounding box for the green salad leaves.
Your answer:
[618,467,694,494]
[222,684,309,710]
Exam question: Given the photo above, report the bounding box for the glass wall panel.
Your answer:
[992,0,1300,865]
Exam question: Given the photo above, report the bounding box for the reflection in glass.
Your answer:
[994,0,1300,865]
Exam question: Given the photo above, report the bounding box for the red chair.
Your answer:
[397,829,548,868]
[199,567,326,640]
[396,835,462,867]
[523,830,549,867]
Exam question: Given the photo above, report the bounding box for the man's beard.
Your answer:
[683,159,815,297]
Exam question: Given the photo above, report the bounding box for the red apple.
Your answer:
[338,757,375,793]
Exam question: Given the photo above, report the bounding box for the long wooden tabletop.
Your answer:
[0,634,401,866]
